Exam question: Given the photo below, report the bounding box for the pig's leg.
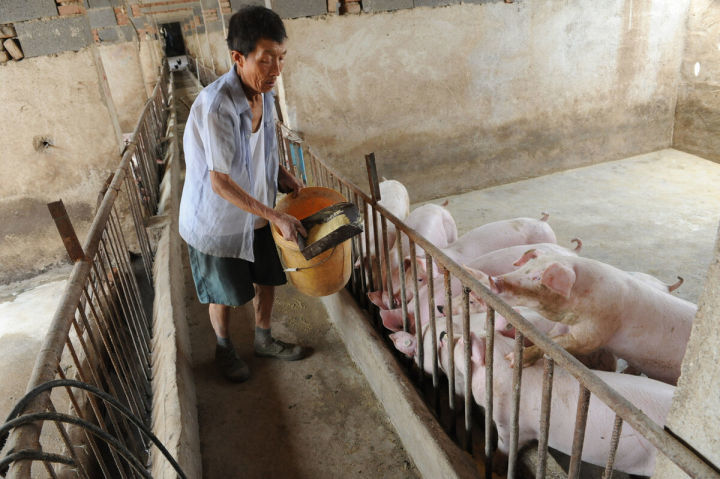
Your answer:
[510,326,611,368]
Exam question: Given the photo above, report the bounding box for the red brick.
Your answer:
[58,4,84,15]
[114,7,129,25]
[92,28,100,42]
[131,4,142,16]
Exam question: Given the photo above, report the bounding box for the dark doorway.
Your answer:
[161,22,186,57]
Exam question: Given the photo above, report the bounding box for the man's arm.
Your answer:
[209,171,306,242]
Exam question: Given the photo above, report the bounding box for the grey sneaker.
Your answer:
[215,344,250,382]
[254,338,307,361]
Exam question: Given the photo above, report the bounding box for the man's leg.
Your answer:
[252,284,274,330]
[253,284,306,360]
[209,303,231,337]
[210,303,250,382]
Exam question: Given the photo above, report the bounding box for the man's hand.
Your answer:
[274,212,306,243]
[278,166,303,195]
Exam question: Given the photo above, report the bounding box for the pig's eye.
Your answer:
[505,324,513,330]
[404,339,412,347]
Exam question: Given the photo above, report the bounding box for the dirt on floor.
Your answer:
[183,247,419,479]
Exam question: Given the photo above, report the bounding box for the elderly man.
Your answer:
[179,6,308,383]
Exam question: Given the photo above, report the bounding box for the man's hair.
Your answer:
[226,6,287,56]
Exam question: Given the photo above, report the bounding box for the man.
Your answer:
[179,6,308,383]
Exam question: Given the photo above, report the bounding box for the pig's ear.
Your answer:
[469,332,487,366]
[368,290,389,309]
[541,262,576,299]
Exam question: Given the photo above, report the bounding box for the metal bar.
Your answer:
[49,370,92,479]
[444,270,455,416]
[536,356,554,479]
[424,253,438,390]
[47,201,86,262]
[568,385,591,479]
[380,216,395,309]
[73,300,143,452]
[395,231,408,333]
[63,329,125,478]
[409,241,423,379]
[602,415,623,479]
[365,153,381,202]
[507,331,524,478]
[462,287,472,453]
[484,307,495,479]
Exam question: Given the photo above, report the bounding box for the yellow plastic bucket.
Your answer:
[271,187,353,297]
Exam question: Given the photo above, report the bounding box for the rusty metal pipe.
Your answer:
[536,356,554,479]
[568,385,591,479]
[507,332,524,479]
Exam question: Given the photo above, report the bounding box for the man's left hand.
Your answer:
[278,168,303,195]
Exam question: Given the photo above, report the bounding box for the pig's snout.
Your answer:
[489,276,503,294]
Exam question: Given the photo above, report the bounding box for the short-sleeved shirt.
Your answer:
[179,68,279,261]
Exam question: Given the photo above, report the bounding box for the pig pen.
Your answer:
[281,128,720,479]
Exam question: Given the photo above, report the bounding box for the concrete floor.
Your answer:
[175,70,419,479]
[425,148,720,304]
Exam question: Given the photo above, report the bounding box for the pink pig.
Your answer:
[453,331,674,476]
[488,251,696,385]
[411,215,560,286]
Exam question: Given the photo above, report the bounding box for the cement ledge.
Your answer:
[321,289,480,479]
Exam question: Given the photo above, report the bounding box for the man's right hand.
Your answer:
[275,212,306,243]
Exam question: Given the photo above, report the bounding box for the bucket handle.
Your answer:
[283,245,339,272]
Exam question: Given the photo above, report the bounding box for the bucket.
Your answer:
[272,187,353,297]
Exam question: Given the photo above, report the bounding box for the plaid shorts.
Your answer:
[187,224,287,306]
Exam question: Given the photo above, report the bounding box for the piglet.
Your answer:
[488,251,696,385]
[454,331,674,476]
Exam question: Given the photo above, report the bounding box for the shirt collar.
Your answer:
[225,67,275,117]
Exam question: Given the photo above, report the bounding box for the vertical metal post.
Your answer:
[444,271,455,432]
[462,287,472,453]
[568,385,592,479]
[536,356,554,479]
[507,332,524,478]
[365,152,381,203]
[602,415,624,479]
[484,307,495,479]
[47,201,87,262]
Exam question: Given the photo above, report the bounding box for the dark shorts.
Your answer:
[187,224,287,306]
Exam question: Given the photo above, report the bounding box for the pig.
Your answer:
[487,250,697,385]
[452,331,674,476]
[368,203,458,308]
[356,179,410,279]
[410,216,561,286]
[379,274,464,332]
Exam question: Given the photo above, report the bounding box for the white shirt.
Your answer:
[250,95,272,229]
[179,68,278,260]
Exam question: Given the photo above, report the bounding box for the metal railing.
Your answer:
[186,53,218,87]
[0,63,186,478]
[275,123,720,479]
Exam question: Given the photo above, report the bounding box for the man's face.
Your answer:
[234,38,286,94]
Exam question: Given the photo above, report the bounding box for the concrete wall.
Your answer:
[0,49,120,283]
[0,2,165,284]
[280,0,690,202]
[99,42,148,132]
[672,0,720,162]
[654,224,720,478]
